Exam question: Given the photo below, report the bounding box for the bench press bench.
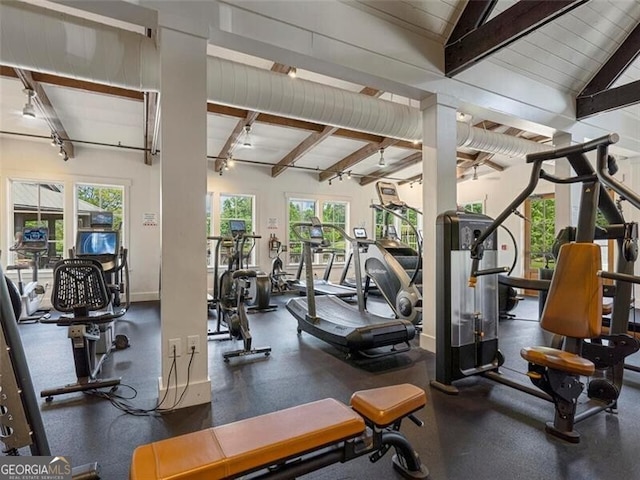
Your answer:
[130,383,429,479]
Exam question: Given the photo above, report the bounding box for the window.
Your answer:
[400,208,421,251]
[374,209,386,241]
[322,201,347,262]
[206,192,214,266]
[76,184,124,231]
[219,194,255,266]
[288,198,317,265]
[461,201,483,214]
[11,180,64,269]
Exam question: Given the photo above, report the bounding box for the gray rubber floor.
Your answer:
[12,296,640,479]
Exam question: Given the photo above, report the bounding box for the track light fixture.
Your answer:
[339,173,343,182]
[227,155,235,168]
[378,148,386,168]
[328,178,332,186]
[22,89,36,118]
[242,125,253,148]
[288,67,297,78]
[347,171,352,180]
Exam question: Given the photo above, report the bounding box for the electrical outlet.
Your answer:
[168,338,181,357]
[187,335,200,353]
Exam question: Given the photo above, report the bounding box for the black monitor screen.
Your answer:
[381,187,396,196]
[229,219,246,235]
[353,227,367,239]
[22,227,49,246]
[310,226,324,239]
[90,211,114,228]
[77,231,118,256]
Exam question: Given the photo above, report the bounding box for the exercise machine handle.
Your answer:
[598,270,640,285]
[526,133,618,163]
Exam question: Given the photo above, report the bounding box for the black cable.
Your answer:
[83,344,197,416]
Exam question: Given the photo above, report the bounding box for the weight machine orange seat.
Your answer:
[521,243,602,375]
[130,384,426,480]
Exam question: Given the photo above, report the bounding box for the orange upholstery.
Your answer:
[130,398,365,480]
[350,384,426,427]
[540,243,602,339]
[521,346,595,376]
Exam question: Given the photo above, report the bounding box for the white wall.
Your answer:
[1,136,416,302]
[0,137,161,304]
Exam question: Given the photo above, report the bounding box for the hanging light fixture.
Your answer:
[227,155,235,168]
[242,125,253,148]
[472,166,478,181]
[378,148,386,168]
[288,67,297,78]
[22,89,36,118]
[347,171,352,180]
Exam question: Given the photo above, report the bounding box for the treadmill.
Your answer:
[286,218,415,357]
[291,236,356,298]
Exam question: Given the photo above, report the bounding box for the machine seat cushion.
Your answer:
[350,384,426,427]
[130,398,365,480]
[521,346,595,377]
[540,243,602,339]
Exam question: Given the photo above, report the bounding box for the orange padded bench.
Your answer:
[130,383,428,480]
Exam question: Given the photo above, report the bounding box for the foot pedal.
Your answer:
[587,378,619,401]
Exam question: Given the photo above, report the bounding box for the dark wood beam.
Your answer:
[457,151,478,162]
[14,68,75,158]
[318,137,398,182]
[271,87,383,177]
[399,174,422,186]
[359,152,422,186]
[271,125,337,177]
[576,79,640,119]
[445,0,588,76]
[579,22,640,98]
[527,134,550,143]
[447,0,498,46]
[473,120,501,131]
[144,91,159,165]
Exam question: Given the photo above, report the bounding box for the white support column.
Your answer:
[420,94,458,352]
[552,132,575,231]
[158,17,211,408]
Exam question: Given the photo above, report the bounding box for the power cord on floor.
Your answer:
[84,345,196,416]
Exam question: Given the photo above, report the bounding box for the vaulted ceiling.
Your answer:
[1,0,638,184]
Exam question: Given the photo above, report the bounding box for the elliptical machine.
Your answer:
[218,220,272,361]
[6,227,50,322]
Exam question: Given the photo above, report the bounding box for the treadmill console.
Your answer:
[353,227,367,239]
[309,225,324,244]
[17,227,49,251]
[229,219,247,238]
[376,181,405,209]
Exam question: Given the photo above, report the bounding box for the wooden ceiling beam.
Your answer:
[445,0,588,76]
[359,152,422,186]
[579,22,640,98]
[271,87,384,177]
[447,0,498,46]
[576,79,640,119]
[14,68,75,158]
[576,22,640,119]
[214,62,291,171]
[318,137,398,182]
[398,174,422,186]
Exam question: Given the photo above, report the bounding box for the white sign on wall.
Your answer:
[143,212,158,227]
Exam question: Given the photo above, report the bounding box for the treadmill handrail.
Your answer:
[291,220,366,314]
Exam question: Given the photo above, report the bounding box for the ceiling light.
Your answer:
[242,125,253,148]
[329,179,332,186]
[456,111,472,123]
[347,171,352,180]
[22,89,36,118]
[412,139,420,145]
[339,173,343,182]
[472,166,478,181]
[378,148,386,168]
[288,67,297,78]
[227,155,235,168]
